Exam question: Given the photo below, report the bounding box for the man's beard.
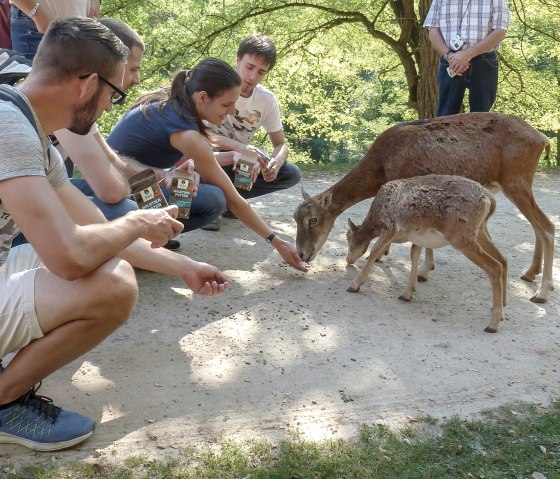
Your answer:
[68,89,101,135]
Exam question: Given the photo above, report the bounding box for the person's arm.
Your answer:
[59,181,228,294]
[170,129,308,272]
[427,27,450,57]
[119,154,169,183]
[54,128,131,203]
[261,129,288,182]
[2,176,229,294]
[87,0,100,18]
[1,175,182,279]
[10,0,52,32]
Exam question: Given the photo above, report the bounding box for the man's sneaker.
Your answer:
[201,218,220,231]
[221,209,238,220]
[0,384,95,451]
[163,239,181,250]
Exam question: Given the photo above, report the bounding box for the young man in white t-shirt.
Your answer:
[206,35,301,230]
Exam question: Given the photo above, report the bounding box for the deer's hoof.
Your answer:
[398,295,411,302]
[530,294,546,304]
[347,286,359,293]
[484,326,498,333]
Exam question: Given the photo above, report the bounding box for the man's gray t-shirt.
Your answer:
[0,87,68,266]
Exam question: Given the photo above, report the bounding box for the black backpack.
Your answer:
[0,48,34,128]
[0,48,32,86]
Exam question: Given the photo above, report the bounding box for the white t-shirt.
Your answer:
[210,84,282,145]
[33,0,90,19]
[0,87,67,266]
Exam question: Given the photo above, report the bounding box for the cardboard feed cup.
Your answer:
[129,168,168,210]
[168,170,195,219]
[233,150,258,191]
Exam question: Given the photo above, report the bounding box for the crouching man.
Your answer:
[0,17,229,452]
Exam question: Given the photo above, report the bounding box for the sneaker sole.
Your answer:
[0,427,94,452]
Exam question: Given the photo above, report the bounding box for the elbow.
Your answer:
[45,243,97,280]
[92,184,128,205]
[96,189,127,204]
[47,257,91,281]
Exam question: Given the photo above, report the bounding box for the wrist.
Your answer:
[26,0,40,18]
[443,49,452,60]
[265,231,276,244]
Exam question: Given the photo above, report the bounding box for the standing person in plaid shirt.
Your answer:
[423,0,510,116]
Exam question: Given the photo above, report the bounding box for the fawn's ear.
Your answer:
[347,218,358,231]
[318,191,332,208]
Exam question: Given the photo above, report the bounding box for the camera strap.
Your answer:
[457,0,472,37]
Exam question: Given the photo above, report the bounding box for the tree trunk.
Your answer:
[416,0,438,119]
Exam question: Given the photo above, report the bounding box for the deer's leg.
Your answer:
[452,239,504,333]
[372,243,391,263]
[417,248,435,282]
[478,225,508,305]
[347,230,396,293]
[399,244,422,302]
[503,187,555,302]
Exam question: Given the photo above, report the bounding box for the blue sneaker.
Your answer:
[0,383,95,451]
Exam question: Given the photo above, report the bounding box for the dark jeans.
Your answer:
[168,182,226,232]
[437,51,499,116]
[10,5,42,60]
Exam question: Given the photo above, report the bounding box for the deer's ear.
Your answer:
[318,191,332,208]
[348,218,358,231]
[301,188,311,201]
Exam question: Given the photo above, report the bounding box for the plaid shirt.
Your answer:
[423,0,510,51]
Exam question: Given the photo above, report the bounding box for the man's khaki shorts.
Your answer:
[0,244,44,358]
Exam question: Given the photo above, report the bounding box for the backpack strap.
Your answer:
[0,84,37,131]
[0,84,52,164]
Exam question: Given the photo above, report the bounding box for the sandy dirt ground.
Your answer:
[2,171,559,469]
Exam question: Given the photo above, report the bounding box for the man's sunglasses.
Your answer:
[79,73,127,105]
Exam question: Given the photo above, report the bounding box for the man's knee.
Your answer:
[276,162,301,189]
[93,258,138,320]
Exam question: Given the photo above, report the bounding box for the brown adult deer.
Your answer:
[294,112,554,303]
[345,175,507,333]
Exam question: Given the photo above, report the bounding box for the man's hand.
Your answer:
[244,144,268,164]
[181,261,231,296]
[261,157,281,182]
[448,51,471,76]
[273,237,309,272]
[127,205,183,248]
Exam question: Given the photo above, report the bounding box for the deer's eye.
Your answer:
[308,218,318,226]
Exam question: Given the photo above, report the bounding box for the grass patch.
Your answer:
[1,400,559,479]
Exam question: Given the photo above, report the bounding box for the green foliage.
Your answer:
[98,0,559,166]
